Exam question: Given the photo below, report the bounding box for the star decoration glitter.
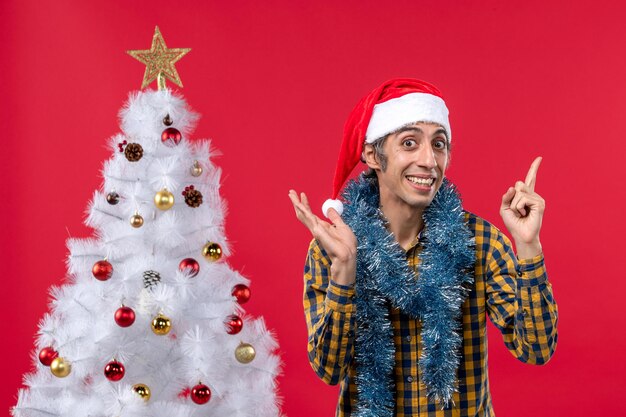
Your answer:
[127,26,191,90]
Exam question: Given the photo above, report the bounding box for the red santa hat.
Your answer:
[322,78,451,217]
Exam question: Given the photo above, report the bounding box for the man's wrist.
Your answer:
[330,262,356,286]
[515,239,542,260]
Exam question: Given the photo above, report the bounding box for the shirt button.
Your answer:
[406,375,414,383]
[347,331,354,338]
[405,335,412,342]
[522,309,529,317]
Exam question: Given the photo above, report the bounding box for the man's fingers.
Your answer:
[514,195,528,217]
[501,187,515,209]
[524,156,542,191]
[508,190,523,217]
[300,192,312,212]
[327,207,347,227]
[288,190,319,230]
[508,189,545,218]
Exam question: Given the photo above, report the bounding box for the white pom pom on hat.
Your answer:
[324,78,450,218]
[322,199,344,217]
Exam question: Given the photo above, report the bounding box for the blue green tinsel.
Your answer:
[341,175,475,416]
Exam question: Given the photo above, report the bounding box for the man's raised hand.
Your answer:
[500,157,545,259]
[288,190,357,285]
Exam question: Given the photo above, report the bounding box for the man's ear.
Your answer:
[362,143,381,170]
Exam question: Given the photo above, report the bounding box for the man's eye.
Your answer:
[433,140,447,150]
[403,139,416,147]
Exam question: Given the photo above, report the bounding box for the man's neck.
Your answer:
[380,199,424,250]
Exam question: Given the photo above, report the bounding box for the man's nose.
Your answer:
[415,145,437,169]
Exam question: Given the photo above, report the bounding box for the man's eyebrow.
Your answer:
[395,126,449,139]
[434,128,449,139]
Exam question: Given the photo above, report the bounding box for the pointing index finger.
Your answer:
[524,156,542,191]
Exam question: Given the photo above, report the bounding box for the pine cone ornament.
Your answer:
[124,143,144,162]
[143,270,161,289]
[182,185,203,208]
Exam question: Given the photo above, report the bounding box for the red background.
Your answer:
[2,1,625,416]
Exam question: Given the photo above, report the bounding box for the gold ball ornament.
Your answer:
[130,213,144,228]
[235,342,256,364]
[132,383,151,401]
[50,357,72,378]
[151,313,172,335]
[190,161,203,177]
[202,242,222,262]
[154,188,175,210]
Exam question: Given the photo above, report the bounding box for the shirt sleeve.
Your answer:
[303,239,356,385]
[484,231,559,365]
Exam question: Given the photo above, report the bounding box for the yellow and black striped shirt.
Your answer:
[303,212,558,417]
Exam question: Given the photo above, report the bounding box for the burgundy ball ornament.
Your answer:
[179,258,200,277]
[104,360,125,381]
[114,306,136,327]
[92,260,113,281]
[106,191,120,205]
[190,383,211,404]
[225,314,243,335]
[231,284,251,304]
[38,347,58,366]
[161,127,182,147]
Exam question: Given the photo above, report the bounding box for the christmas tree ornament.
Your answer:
[177,387,191,399]
[190,160,203,177]
[163,113,173,126]
[202,242,222,262]
[190,383,211,405]
[114,306,136,327]
[154,188,175,210]
[50,357,71,378]
[151,313,171,335]
[235,342,256,364]
[161,127,182,147]
[92,259,113,281]
[106,191,120,205]
[179,258,200,277]
[143,270,161,289]
[127,26,191,90]
[182,185,203,208]
[132,383,151,401]
[232,284,251,304]
[130,212,144,228]
[117,140,128,153]
[104,360,125,381]
[225,314,243,335]
[124,143,144,162]
[38,347,58,366]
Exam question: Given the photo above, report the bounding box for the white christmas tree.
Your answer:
[12,27,282,417]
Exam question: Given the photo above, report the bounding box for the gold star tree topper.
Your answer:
[127,26,191,90]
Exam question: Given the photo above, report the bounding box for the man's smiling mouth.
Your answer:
[406,176,435,186]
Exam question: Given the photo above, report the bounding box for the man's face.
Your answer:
[365,122,449,212]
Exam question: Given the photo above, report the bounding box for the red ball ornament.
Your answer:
[231,284,251,304]
[179,258,200,278]
[161,127,182,147]
[104,360,125,381]
[225,314,243,335]
[114,306,136,327]
[38,347,58,366]
[92,260,113,281]
[190,383,211,404]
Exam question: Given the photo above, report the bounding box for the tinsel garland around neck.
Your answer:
[341,175,475,416]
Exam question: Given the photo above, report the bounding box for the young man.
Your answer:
[288,78,558,417]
